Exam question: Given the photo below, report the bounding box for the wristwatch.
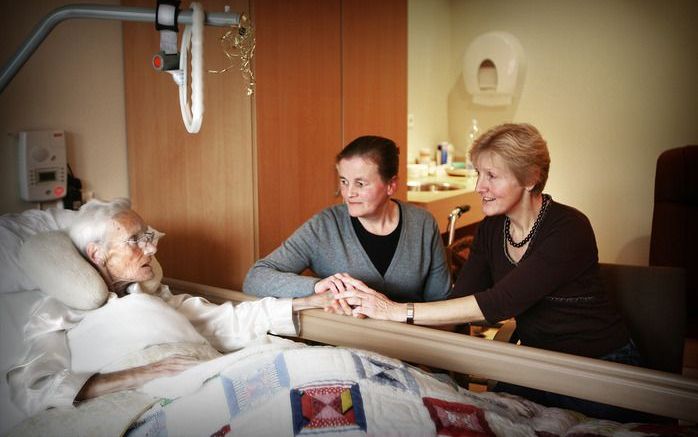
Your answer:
[406,302,414,324]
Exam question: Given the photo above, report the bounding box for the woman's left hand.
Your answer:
[334,274,404,322]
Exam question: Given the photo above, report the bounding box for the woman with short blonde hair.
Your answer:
[337,123,645,422]
[470,123,550,194]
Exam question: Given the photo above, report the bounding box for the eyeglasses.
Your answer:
[122,226,164,250]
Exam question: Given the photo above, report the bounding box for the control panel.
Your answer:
[18,130,67,202]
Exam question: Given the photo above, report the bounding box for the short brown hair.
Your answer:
[336,136,399,183]
[470,123,550,193]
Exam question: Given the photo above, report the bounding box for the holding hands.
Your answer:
[313,273,357,316]
[318,273,404,322]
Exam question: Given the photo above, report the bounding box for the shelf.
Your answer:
[406,176,484,233]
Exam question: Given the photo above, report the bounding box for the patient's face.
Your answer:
[103,210,158,284]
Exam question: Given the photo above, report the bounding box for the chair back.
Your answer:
[599,263,686,374]
[649,145,698,337]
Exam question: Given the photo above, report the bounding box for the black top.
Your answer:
[351,202,403,277]
[454,198,629,358]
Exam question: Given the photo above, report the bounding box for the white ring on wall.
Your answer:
[179,2,204,133]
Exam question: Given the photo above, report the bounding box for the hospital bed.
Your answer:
[1,207,698,436]
[5,2,696,434]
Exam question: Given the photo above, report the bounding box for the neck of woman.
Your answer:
[357,199,398,236]
[109,281,130,297]
[507,193,543,238]
[96,265,130,297]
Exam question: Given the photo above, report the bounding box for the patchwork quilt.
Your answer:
[6,338,696,436]
[120,342,696,437]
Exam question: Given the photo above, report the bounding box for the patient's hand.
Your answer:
[292,291,335,311]
[75,355,201,402]
[313,273,358,316]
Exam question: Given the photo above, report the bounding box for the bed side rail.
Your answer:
[164,277,698,422]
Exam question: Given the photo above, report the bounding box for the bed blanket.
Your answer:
[7,340,696,436]
[124,342,696,437]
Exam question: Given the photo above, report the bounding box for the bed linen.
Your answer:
[12,339,695,437]
[129,343,698,437]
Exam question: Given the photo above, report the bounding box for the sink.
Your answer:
[407,181,465,192]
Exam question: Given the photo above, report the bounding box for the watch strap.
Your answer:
[406,302,414,324]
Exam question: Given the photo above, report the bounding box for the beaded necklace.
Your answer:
[504,194,551,248]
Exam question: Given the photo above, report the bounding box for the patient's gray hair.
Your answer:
[68,198,132,256]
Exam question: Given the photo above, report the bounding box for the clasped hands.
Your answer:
[313,273,402,321]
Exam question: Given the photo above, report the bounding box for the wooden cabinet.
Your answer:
[123,0,255,290]
[255,0,407,256]
[124,0,407,288]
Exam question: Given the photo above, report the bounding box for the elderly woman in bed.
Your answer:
[8,198,331,416]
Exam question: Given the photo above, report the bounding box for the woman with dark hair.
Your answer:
[243,135,451,304]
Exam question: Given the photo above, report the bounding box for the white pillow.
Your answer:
[0,208,76,293]
[18,231,108,310]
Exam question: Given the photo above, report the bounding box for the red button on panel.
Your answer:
[54,186,65,196]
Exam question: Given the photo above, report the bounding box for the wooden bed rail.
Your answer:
[165,277,698,422]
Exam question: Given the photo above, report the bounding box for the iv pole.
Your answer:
[0,3,239,94]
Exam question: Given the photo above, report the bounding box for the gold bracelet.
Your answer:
[406,302,414,324]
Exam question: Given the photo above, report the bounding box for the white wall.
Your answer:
[410,0,698,265]
[407,0,452,163]
[0,0,128,214]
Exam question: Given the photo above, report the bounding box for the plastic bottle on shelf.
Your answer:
[437,142,453,165]
[465,118,480,170]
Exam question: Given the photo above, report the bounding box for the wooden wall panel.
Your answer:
[255,0,408,257]
[254,0,342,257]
[342,0,408,200]
[123,0,254,289]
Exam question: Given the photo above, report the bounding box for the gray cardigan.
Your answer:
[243,201,451,302]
